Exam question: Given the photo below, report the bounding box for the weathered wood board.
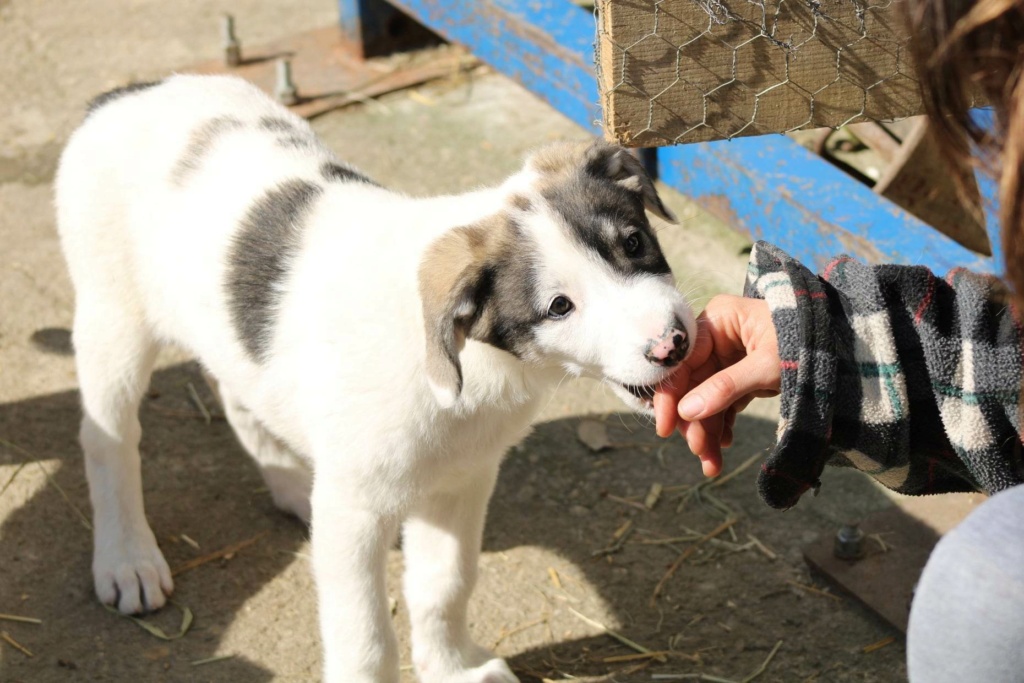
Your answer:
[598,0,924,146]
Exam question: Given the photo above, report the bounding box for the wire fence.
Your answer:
[596,0,922,146]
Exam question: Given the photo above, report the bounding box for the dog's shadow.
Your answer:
[0,361,308,682]
[0,361,903,682]
[479,410,906,681]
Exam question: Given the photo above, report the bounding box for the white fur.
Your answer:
[55,74,694,683]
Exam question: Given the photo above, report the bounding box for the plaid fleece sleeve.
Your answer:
[744,241,1024,510]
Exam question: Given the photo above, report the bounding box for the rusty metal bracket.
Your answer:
[803,492,986,633]
[183,25,478,120]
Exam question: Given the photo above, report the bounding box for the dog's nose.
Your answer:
[644,323,689,368]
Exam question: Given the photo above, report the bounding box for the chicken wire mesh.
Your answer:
[595,0,923,146]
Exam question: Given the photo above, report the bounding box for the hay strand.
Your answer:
[0,437,92,531]
[651,518,739,605]
[0,630,33,657]
[103,601,193,640]
[0,614,41,625]
[171,532,267,577]
[787,580,842,602]
[567,607,667,662]
[861,636,896,654]
[191,654,236,666]
[740,640,784,683]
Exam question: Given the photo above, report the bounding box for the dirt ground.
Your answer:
[1,362,910,683]
[1,2,919,682]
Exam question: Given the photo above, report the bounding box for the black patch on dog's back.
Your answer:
[258,116,297,133]
[170,116,245,186]
[86,81,163,114]
[320,162,378,186]
[277,135,318,150]
[227,179,324,362]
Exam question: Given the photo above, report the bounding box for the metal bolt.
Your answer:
[222,14,242,67]
[833,523,865,561]
[274,58,298,106]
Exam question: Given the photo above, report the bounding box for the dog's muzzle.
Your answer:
[644,321,689,368]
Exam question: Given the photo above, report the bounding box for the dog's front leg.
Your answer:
[402,464,519,683]
[312,479,400,683]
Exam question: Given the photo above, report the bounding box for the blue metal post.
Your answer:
[377,0,603,134]
[338,0,438,58]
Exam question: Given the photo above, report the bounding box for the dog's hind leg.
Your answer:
[74,301,172,615]
[206,374,312,523]
[402,463,519,683]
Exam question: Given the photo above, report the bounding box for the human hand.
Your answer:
[653,295,782,477]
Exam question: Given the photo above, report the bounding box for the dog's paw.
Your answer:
[93,535,174,614]
[452,657,519,683]
[415,641,517,683]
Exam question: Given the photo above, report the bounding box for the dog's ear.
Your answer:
[418,222,496,408]
[584,143,677,224]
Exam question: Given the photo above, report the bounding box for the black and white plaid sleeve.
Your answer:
[744,241,1024,509]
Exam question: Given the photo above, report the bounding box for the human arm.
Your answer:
[659,241,1024,509]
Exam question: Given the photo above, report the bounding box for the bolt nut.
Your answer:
[274,58,298,106]
[222,14,242,67]
[833,523,865,561]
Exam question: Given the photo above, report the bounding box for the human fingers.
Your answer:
[654,387,681,438]
[721,391,760,446]
[653,312,715,436]
[677,353,781,422]
[721,406,737,448]
[684,411,725,478]
[653,357,716,437]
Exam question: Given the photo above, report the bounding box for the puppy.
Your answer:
[56,74,695,683]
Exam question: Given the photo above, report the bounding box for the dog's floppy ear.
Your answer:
[584,143,677,224]
[418,222,495,408]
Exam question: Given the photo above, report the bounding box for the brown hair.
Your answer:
[908,0,1024,303]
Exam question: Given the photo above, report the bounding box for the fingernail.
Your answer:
[679,394,704,420]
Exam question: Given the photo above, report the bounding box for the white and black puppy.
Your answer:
[56,74,695,683]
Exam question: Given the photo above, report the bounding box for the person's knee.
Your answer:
[908,486,1024,682]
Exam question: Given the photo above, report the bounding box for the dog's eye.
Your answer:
[624,232,643,257]
[547,295,574,319]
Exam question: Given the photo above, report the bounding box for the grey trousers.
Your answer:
[907,484,1024,682]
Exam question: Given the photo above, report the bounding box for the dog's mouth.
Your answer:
[616,382,657,409]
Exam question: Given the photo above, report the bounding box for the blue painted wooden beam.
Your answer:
[659,136,997,275]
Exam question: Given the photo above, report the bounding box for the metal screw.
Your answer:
[222,14,242,67]
[274,58,298,106]
[833,523,865,561]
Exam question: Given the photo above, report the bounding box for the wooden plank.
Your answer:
[598,0,925,145]
[185,26,476,120]
[873,118,990,255]
[803,493,985,633]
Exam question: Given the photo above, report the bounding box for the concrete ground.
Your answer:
[1,1,919,681]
